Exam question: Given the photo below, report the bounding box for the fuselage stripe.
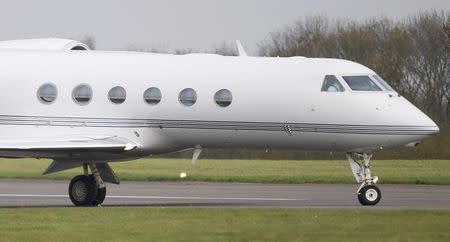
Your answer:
[0,115,438,136]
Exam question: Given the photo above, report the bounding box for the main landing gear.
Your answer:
[347,153,381,206]
[69,163,112,206]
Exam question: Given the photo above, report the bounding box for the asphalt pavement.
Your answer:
[0,179,448,209]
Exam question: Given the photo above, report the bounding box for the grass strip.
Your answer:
[0,208,448,242]
[0,158,448,185]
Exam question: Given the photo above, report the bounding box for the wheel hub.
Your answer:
[71,180,87,201]
[365,188,378,202]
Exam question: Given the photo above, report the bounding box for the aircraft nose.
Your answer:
[415,111,440,136]
[429,121,440,135]
[429,124,440,135]
[400,99,440,137]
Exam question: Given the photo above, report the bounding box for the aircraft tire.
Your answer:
[92,187,106,206]
[86,175,107,206]
[357,192,367,205]
[69,175,98,206]
[357,185,381,206]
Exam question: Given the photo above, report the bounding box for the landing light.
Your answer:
[124,144,136,151]
[405,142,421,148]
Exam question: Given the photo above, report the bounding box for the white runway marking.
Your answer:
[0,194,309,201]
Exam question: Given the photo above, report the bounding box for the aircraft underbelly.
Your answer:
[161,128,424,152]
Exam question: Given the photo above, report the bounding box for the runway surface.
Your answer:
[0,179,448,209]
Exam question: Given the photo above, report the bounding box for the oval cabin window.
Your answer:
[214,89,232,107]
[179,88,197,106]
[108,86,127,104]
[143,87,162,105]
[72,84,93,104]
[37,83,57,103]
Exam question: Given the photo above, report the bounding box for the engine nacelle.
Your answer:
[0,38,90,51]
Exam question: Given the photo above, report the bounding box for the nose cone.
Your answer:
[409,105,440,137]
[396,97,440,137]
[428,123,440,136]
[428,120,440,135]
[416,105,440,135]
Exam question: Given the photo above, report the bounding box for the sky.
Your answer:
[0,0,448,54]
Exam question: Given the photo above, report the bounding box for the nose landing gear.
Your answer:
[347,153,382,206]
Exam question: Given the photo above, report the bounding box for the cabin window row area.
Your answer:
[37,84,233,108]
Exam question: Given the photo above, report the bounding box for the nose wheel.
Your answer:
[358,184,381,206]
[347,153,382,206]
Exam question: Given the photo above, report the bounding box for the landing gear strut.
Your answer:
[69,163,107,206]
[347,153,382,206]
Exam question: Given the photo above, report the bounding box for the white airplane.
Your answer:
[0,38,439,206]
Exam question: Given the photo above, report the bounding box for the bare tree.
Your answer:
[404,12,449,121]
[213,41,238,56]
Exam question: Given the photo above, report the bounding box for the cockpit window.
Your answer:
[321,75,345,92]
[372,75,394,91]
[342,76,382,91]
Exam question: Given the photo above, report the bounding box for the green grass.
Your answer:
[0,158,448,185]
[0,208,448,242]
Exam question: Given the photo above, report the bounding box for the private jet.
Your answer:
[0,38,439,206]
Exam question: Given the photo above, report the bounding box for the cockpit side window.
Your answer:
[342,76,382,91]
[321,75,345,92]
[372,75,394,91]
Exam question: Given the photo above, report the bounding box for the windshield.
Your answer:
[321,75,345,92]
[342,76,382,91]
[373,75,395,91]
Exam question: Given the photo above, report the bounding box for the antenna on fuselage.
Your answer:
[236,40,248,57]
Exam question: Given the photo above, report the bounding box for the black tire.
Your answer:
[357,185,381,206]
[92,187,106,206]
[357,192,368,205]
[69,175,98,206]
[87,175,107,206]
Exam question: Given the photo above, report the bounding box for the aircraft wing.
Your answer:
[0,135,138,152]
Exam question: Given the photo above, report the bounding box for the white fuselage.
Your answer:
[0,50,439,162]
